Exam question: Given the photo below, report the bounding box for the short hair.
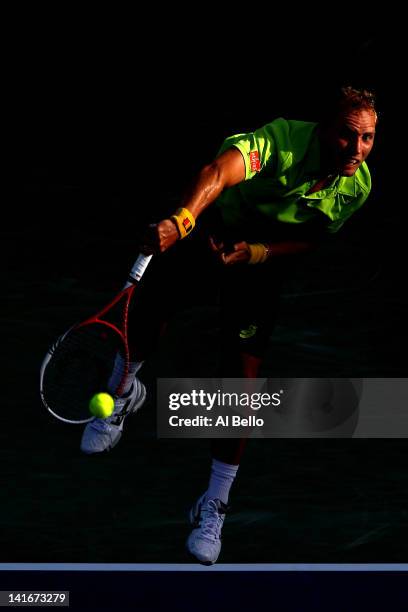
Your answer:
[321,85,378,125]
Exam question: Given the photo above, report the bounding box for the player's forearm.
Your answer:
[174,147,246,221]
[143,148,245,254]
[178,161,226,219]
[164,164,225,244]
[141,164,225,254]
[223,240,318,266]
[265,241,317,258]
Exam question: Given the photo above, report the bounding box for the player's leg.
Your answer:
[187,260,279,563]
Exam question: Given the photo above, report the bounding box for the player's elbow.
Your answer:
[199,161,226,198]
[201,160,223,183]
[201,148,245,192]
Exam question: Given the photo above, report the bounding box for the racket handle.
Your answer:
[126,254,152,286]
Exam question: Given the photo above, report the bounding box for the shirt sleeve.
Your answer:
[217,121,281,180]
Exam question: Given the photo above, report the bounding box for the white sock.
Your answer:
[206,459,239,505]
[108,353,144,396]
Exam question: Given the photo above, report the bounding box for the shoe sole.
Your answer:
[186,547,215,566]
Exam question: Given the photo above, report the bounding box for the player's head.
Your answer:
[319,85,377,177]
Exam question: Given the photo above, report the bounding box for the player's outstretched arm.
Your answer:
[140,147,245,255]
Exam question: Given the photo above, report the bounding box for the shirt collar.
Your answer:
[337,176,357,196]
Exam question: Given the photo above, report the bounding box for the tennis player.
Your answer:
[80,86,377,564]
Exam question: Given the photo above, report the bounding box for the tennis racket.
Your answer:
[40,254,152,424]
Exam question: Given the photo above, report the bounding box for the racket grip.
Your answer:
[127,254,153,284]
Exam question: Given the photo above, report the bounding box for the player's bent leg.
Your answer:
[80,378,146,454]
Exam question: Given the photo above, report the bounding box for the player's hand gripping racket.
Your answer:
[40,254,152,424]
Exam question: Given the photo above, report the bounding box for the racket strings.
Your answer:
[42,324,125,422]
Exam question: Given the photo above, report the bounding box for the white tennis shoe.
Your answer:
[80,380,146,454]
[186,493,228,565]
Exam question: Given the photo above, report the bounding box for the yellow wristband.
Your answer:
[248,243,269,264]
[170,207,196,239]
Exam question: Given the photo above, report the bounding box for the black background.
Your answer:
[3,13,408,610]
[7,22,403,305]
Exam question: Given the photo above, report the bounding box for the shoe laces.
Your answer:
[89,404,124,432]
[89,417,113,433]
[199,499,228,542]
[88,383,137,431]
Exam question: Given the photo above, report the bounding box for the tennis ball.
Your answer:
[89,392,115,418]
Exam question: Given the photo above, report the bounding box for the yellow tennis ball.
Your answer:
[89,392,115,418]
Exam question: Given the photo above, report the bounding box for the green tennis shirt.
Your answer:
[215,118,371,235]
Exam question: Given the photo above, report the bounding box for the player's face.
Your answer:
[322,109,376,177]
